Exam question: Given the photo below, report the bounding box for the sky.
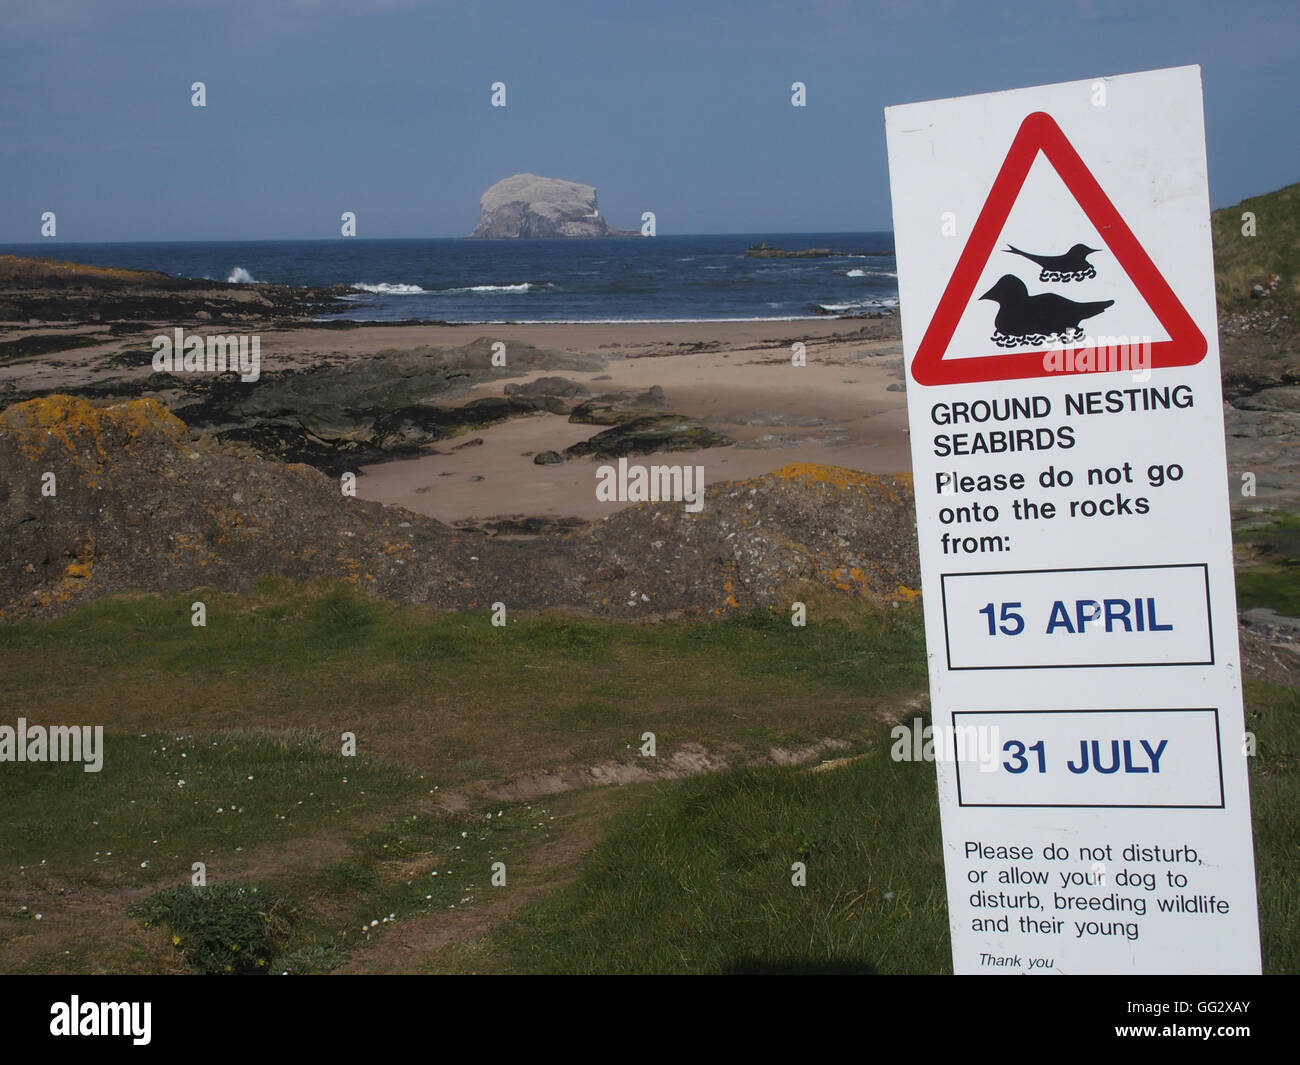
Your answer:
[0,0,1296,242]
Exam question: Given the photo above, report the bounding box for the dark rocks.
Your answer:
[458,514,588,537]
[745,243,869,258]
[504,376,591,400]
[730,411,827,428]
[568,385,668,425]
[533,450,564,465]
[18,336,611,477]
[0,255,348,325]
[0,332,105,362]
[565,415,734,459]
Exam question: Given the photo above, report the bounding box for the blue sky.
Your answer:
[1,0,1295,241]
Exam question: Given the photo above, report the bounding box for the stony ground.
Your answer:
[0,395,919,622]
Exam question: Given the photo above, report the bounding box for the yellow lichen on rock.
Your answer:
[0,395,186,469]
[766,463,911,499]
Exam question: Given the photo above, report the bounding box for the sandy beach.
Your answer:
[336,320,911,523]
[1,314,911,526]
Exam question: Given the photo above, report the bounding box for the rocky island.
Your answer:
[470,173,639,238]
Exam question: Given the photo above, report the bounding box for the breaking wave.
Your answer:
[453,282,534,294]
[812,297,898,314]
[226,266,261,284]
[350,282,425,294]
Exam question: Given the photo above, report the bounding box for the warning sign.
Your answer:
[909,111,1206,386]
[885,66,1261,975]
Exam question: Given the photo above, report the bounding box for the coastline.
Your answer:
[0,295,910,527]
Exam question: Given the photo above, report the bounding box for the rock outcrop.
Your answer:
[470,174,638,238]
[0,396,919,622]
[0,256,347,325]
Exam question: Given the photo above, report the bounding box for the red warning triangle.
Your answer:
[910,111,1206,386]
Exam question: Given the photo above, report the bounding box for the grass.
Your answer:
[478,747,948,974]
[0,729,421,888]
[131,883,294,974]
[265,795,577,973]
[1211,182,1300,320]
[1234,511,1300,615]
[435,674,1299,974]
[0,580,928,787]
[1243,679,1300,973]
[0,581,1295,974]
[1237,566,1300,616]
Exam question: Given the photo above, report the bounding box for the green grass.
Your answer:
[441,675,1298,974]
[1237,565,1300,616]
[475,746,948,974]
[1,582,1295,974]
[1244,679,1300,974]
[1234,512,1300,615]
[0,729,421,888]
[264,799,566,973]
[1212,182,1300,319]
[1236,513,1300,557]
[0,582,928,785]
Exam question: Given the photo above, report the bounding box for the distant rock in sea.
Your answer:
[470,174,638,238]
[745,243,845,258]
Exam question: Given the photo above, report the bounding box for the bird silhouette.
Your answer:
[1004,242,1100,282]
[980,274,1113,346]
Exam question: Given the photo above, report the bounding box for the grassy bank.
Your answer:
[0,581,1295,974]
[1212,182,1300,320]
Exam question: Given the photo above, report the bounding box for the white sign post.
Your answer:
[885,66,1262,975]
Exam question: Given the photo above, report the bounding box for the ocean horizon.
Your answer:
[0,233,897,324]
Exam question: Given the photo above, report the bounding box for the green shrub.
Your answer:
[131,883,294,974]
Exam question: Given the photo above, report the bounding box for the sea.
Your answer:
[0,233,896,324]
